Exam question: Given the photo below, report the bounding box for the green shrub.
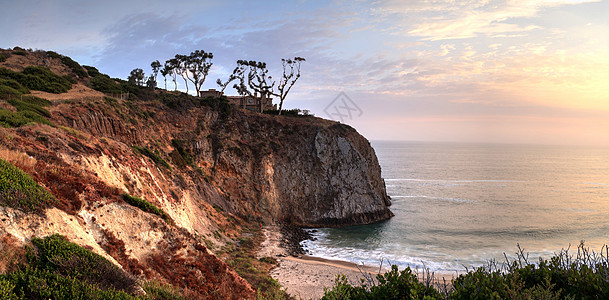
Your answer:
[90,74,126,94]
[141,281,185,300]
[451,245,609,299]
[0,109,30,127]
[63,74,77,84]
[45,50,62,60]
[0,52,10,62]
[0,278,18,300]
[2,268,137,300]
[122,193,173,225]
[30,234,138,292]
[22,66,72,93]
[0,158,57,212]
[20,110,53,126]
[8,99,51,117]
[321,243,609,299]
[0,66,71,94]
[0,78,29,94]
[0,234,139,299]
[171,139,193,166]
[132,145,171,170]
[0,108,52,128]
[0,85,23,98]
[322,266,442,300]
[46,51,88,78]
[263,108,302,116]
[19,94,51,107]
[4,96,53,126]
[84,65,102,77]
[0,234,188,299]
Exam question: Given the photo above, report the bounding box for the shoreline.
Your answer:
[259,225,456,299]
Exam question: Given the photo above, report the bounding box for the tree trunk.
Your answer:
[278,97,285,115]
[182,76,189,94]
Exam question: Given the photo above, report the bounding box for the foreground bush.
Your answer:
[322,265,441,300]
[0,234,138,299]
[323,243,609,299]
[0,234,186,299]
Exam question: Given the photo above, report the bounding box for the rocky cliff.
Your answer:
[0,48,392,298]
[52,89,393,228]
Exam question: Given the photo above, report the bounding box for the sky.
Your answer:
[2,0,608,146]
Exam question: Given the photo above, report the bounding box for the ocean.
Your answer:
[301,141,609,273]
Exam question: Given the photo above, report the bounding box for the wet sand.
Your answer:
[259,226,454,299]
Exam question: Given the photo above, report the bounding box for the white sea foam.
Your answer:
[388,195,475,203]
[385,178,523,183]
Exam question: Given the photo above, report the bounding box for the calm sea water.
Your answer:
[302,141,609,272]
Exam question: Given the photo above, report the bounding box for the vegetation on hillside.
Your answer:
[122,193,174,225]
[45,50,89,78]
[0,95,53,128]
[322,243,609,299]
[216,222,289,300]
[0,234,183,299]
[131,145,171,170]
[0,158,56,213]
[0,66,73,94]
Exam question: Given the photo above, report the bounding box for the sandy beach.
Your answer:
[258,226,454,300]
[269,255,384,300]
[257,226,381,299]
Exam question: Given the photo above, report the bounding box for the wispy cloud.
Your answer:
[374,0,602,40]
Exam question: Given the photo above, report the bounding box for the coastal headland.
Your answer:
[0,48,392,299]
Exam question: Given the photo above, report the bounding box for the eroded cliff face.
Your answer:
[206,112,393,227]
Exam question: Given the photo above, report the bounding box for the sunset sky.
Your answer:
[2,0,608,145]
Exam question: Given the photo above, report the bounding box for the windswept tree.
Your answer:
[184,50,213,96]
[245,60,275,101]
[225,60,275,100]
[216,63,245,93]
[173,54,191,94]
[164,59,179,91]
[150,60,161,89]
[128,68,145,86]
[273,57,305,115]
[160,65,170,90]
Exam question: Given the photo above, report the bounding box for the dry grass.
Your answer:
[30,84,105,102]
[0,146,36,173]
[0,234,26,275]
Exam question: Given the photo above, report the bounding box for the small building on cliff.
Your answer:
[199,89,276,113]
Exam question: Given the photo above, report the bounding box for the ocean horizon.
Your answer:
[302,140,609,273]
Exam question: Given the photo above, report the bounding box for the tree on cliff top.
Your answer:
[217,57,305,114]
[127,68,145,86]
[160,64,170,90]
[273,57,305,115]
[164,58,179,91]
[150,60,161,89]
[184,50,213,96]
[220,60,275,100]
[174,54,190,94]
